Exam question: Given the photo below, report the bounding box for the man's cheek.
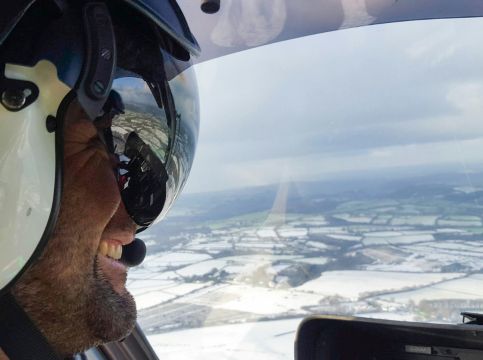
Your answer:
[63,154,121,230]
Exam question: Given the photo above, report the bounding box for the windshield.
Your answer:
[128,17,483,359]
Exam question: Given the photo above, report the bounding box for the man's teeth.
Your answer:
[98,240,122,260]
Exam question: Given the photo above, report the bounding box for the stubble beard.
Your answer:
[89,255,137,344]
[11,199,137,356]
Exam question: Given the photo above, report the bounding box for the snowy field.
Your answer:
[377,274,483,304]
[127,181,483,359]
[296,271,461,300]
[149,318,301,360]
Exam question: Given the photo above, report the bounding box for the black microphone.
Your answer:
[121,238,146,267]
[201,0,220,14]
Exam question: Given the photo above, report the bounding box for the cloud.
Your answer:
[113,77,154,106]
[186,137,483,193]
[184,17,483,193]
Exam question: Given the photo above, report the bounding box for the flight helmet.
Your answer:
[0,0,200,293]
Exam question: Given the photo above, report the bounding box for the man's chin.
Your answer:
[96,254,129,294]
[89,255,137,344]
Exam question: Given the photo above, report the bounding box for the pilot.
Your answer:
[0,1,200,358]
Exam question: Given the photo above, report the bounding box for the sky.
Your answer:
[181,17,483,194]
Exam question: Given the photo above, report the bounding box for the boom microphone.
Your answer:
[201,0,220,14]
[121,238,146,267]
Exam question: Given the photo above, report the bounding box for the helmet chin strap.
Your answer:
[0,292,60,359]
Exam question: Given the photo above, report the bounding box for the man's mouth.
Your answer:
[96,240,128,294]
[98,240,122,260]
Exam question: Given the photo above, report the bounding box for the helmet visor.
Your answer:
[99,65,199,229]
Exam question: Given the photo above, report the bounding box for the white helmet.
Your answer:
[0,0,200,293]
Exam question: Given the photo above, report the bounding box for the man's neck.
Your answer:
[0,347,9,360]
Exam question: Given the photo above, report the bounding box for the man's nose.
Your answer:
[109,199,137,235]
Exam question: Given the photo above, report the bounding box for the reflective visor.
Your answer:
[87,5,200,231]
[99,63,199,229]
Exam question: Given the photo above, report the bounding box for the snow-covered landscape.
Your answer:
[127,176,483,359]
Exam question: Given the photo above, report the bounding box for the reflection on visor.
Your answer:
[119,132,168,227]
[103,76,173,228]
[97,66,199,230]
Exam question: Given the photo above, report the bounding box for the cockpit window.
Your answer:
[128,17,483,359]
